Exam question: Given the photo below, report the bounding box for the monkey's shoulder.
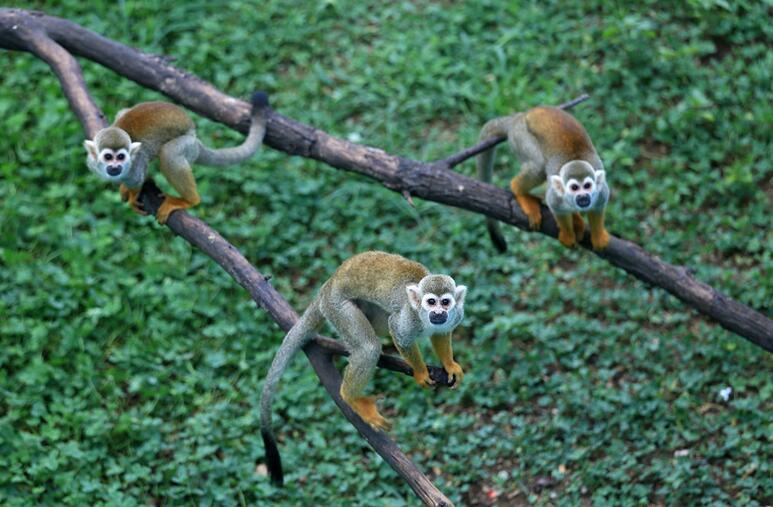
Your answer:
[114,102,195,142]
[525,106,594,159]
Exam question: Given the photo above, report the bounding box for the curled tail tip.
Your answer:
[262,428,284,486]
[487,220,508,252]
[251,91,270,111]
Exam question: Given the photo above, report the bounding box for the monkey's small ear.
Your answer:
[454,285,467,305]
[594,170,606,186]
[83,140,97,159]
[406,284,422,310]
[129,142,142,157]
[550,175,565,196]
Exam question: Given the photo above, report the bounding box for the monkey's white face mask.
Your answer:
[406,279,467,334]
[83,138,142,183]
[550,164,606,212]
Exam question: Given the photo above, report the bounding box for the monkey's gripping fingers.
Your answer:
[119,184,147,215]
[413,367,436,389]
[443,361,464,389]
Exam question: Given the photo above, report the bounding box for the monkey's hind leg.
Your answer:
[572,212,586,240]
[322,298,391,431]
[157,135,201,224]
[588,208,610,250]
[554,212,577,248]
[510,167,543,230]
[119,184,147,215]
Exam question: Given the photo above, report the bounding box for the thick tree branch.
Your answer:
[5,8,764,352]
[0,8,454,506]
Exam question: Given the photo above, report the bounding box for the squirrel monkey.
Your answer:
[477,106,610,251]
[260,251,467,485]
[83,92,269,224]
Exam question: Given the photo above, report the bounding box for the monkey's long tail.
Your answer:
[476,115,514,253]
[260,298,323,486]
[196,91,270,166]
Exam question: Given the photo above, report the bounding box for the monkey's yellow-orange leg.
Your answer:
[510,176,542,230]
[588,209,610,250]
[158,137,201,224]
[340,391,391,431]
[396,342,433,388]
[554,213,577,247]
[156,196,198,224]
[119,184,147,215]
[430,333,464,388]
[572,212,585,240]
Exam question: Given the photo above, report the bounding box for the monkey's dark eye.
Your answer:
[116,153,126,161]
[583,182,591,190]
[441,298,450,306]
[570,183,580,191]
[104,153,113,161]
[427,298,436,306]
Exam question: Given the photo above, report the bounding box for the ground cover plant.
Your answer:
[1,1,771,505]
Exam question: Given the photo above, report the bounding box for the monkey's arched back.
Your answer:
[525,106,595,162]
[328,251,429,312]
[115,102,194,145]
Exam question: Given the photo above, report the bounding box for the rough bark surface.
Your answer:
[1,7,771,503]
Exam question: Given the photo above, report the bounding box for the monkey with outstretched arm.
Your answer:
[260,251,467,485]
[83,92,269,223]
[477,106,610,251]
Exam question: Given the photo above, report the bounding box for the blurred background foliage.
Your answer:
[0,1,771,505]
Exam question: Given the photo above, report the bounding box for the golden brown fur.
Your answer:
[114,102,194,147]
[524,106,594,162]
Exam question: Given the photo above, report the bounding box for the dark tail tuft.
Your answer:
[251,91,270,111]
[487,219,508,253]
[262,429,284,486]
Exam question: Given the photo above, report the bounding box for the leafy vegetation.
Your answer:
[1,1,771,505]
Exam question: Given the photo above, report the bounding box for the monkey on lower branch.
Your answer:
[477,106,611,251]
[260,251,468,485]
[83,92,269,224]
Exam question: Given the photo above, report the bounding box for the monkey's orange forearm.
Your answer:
[431,333,464,386]
[430,333,454,368]
[396,342,431,386]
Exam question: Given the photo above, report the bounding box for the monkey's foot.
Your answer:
[413,367,435,388]
[156,196,195,224]
[591,227,610,251]
[572,212,586,240]
[558,230,577,248]
[514,194,542,230]
[443,361,464,388]
[119,184,146,215]
[347,396,391,431]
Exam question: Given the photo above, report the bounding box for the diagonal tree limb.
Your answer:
[138,181,454,506]
[4,8,766,352]
[0,8,454,506]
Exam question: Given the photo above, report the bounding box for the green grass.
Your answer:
[1,1,771,505]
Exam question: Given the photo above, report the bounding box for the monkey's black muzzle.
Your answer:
[107,165,123,176]
[576,194,591,208]
[429,311,448,325]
